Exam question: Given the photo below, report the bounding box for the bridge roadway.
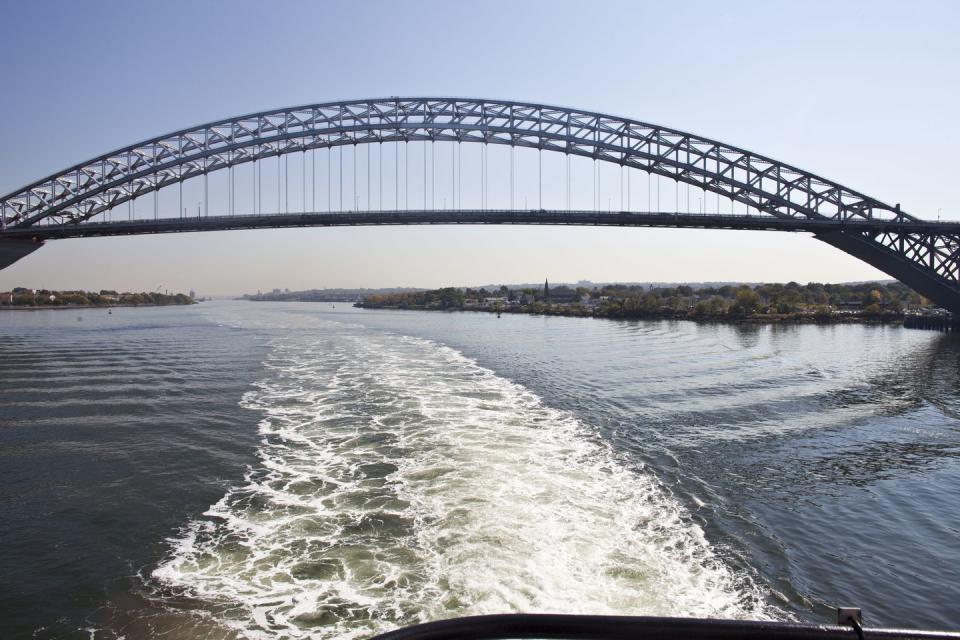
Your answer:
[4,209,960,240]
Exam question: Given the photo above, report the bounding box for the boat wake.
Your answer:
[151,320,774,638]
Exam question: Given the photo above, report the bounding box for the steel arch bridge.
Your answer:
[2,97,959,311]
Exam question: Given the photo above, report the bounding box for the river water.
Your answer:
[2,301,959,638]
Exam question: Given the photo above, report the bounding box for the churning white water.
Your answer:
[152,318,772,638]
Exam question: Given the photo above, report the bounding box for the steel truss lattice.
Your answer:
[1,97,958,310]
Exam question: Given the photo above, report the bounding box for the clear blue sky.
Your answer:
[2,0,958,294]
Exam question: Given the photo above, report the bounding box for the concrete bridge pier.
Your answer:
[0,237,43,271]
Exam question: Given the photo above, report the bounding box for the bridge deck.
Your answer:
[5,210,960,240]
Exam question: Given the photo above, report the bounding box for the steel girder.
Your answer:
[1,97,957,308]
[6,211,960,240]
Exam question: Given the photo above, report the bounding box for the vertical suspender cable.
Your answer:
[312,148,316,213]
[593,158,596,210]
[538,114,543,210]
[339,108,344,212]
[480,144,484,210]
[484,143,488,210]
[154,146,159,220]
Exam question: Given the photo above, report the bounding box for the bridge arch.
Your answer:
[1,97,958,311]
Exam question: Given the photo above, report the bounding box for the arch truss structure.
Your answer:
[1,97,959,311]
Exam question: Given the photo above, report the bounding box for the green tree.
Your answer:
[437,287,464,309]
[862,289,882,306]
[731,288,761,316]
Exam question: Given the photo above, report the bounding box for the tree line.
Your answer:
[2,288,194,307]
[357,281,929,321]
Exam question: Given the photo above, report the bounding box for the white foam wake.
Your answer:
[152,325,774,638]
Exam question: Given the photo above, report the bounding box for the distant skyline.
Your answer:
[2,0,959,295]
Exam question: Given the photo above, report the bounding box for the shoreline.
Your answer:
[352,303,907,326]
[0,302,197,311]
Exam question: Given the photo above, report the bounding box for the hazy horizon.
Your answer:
[1,275,903,299]
[2,1,958,295]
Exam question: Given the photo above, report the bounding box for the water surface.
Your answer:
[2,302,959,638]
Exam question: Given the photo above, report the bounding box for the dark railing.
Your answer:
[367,614,960,640]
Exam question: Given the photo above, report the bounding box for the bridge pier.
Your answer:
[0,237,43,271]
[903,314,960,332]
